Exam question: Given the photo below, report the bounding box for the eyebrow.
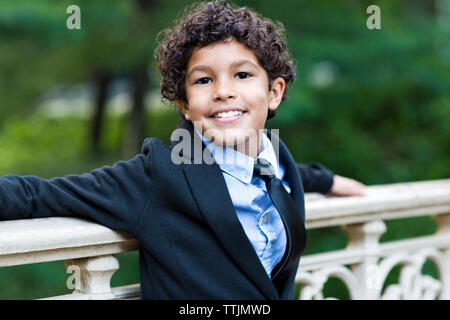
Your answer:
[186,59,259,79]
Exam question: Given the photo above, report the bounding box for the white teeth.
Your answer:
[214,110,243,118]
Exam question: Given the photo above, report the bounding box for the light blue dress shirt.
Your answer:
[195,129,290,278]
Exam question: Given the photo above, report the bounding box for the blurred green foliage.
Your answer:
[0,0,449,299]
[259,0,450,184]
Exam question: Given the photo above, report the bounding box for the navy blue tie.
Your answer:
[253,158,307,295]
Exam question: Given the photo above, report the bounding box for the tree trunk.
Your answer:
[91,71,111,153]
[122,0,156,156]
[425,0,438,17]
[123,65,149,156]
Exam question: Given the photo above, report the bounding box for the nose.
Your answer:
[213,78,236,102]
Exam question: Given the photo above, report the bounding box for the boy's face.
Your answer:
[178,38,285,158]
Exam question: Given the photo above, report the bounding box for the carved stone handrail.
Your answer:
[305,179,450,229]
[0,217,138,267]
[0,178,449,299]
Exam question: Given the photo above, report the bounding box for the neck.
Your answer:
[233,131,262,159]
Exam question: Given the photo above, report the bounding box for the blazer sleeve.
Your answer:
[0,145,153,234]
[297,162,334,193]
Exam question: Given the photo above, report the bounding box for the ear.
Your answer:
[268,77,285,112]
[177,100,191,121]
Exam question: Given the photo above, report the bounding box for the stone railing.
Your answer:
[0,179,449,300]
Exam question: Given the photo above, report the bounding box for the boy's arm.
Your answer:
[297,163,366,196]
[297,162,334,193]
[0,152,152,234]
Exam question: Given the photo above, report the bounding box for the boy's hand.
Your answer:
[326,175,367,197]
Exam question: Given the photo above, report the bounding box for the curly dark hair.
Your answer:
[154,0,296,119]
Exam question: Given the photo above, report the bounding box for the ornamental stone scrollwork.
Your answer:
[379,248,443,300]
[297,265,360,300]
[297,247,445,300]
[297,214,450,300]
[296,248,448,300]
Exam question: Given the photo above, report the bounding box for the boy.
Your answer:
[0,1,365,299]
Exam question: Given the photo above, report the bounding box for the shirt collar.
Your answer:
[194,128,281,184]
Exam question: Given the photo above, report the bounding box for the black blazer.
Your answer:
[0,118,334,299]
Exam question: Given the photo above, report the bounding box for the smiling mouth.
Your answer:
[211,110,246,119]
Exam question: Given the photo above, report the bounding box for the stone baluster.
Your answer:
[343,220,387,299]
[65,255,119,300]
[434,213,450,300]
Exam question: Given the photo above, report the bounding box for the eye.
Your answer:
[235,72,252,79]
[194,77,212,85]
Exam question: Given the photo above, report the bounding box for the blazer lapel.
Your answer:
[266,129,305,220]
[266,129,306,297]
[173,118,279,300]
